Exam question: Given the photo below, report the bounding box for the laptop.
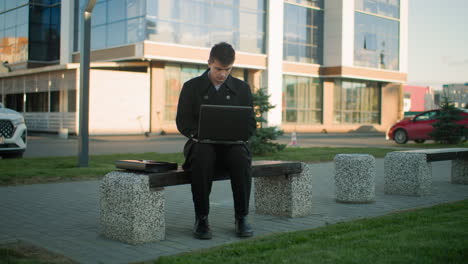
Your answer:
[198,104,252,144]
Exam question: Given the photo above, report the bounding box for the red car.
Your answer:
[386,109,468,144]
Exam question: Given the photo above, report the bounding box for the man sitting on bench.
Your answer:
[176,42,256,240]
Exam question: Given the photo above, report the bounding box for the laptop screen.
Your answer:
[198,104,252,142]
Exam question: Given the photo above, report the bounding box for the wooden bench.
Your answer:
[100,160,312,244]
[384,148,468,196]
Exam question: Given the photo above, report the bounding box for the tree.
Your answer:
[429,96,468,144]
[250,88,286,155]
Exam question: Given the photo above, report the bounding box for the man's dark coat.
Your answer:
[176,69,256,168]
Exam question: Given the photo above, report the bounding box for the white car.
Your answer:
[0,103,27,158]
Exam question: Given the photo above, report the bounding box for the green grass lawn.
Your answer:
[151,199,468,264]
[2,199,466,264]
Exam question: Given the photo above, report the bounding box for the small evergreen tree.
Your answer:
[250,88,286,155]
[429,96,468,144]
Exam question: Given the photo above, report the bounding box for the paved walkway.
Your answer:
[1,159,467,264]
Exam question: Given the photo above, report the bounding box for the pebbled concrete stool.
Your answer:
[334,154,376,203]
[100,171,165,244]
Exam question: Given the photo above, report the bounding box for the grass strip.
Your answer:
[152,199,468,264]
[0,241,77,264]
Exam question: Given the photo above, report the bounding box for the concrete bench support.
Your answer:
[334,154,376,203]
[100,160,306,244]
[254,163,312,217]
[100,171,165,244]
[384,152,431,196]
[452,160,468,184]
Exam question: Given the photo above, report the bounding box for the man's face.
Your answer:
[208,59,233,86]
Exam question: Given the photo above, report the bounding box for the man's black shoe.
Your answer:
[235,216,253,237]
[193,215,212,240]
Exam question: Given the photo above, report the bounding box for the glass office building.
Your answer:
[74,0,266,54]
[0,0,408,134]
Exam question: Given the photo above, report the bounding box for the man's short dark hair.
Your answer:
[209,42,235,66]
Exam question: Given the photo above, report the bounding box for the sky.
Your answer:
[407,0,468,89]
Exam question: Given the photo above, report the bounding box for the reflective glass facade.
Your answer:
[75,0,266,54]
[75,0,146,51]
[355,0,400,19]
[354,1,400,70]
[333,80,381,124]
[29,0,61,61]
[282,75,322,124]
[147,0,266,53]
[0,0,29,64]
[283,1,323,64]
[0,0,61,65]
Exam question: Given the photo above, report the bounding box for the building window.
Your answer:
[26,92,48,112]
[29,0,61,62]
[164,64,205,121]
[334,80,381,124]
[355,0,400,19]
[0,3,29,65]
[146,0,266,54]
[282,75,322,124]
[5,94,24,112]
[75,0,146,51]
[0,71,77,113]
[49,89,77,112]
[164,63,246,122]
[283,1,323,64]
[354,12,399,70]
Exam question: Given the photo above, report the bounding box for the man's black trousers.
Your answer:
[186,142,252,217]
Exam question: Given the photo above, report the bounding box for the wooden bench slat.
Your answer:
[426,152,459,162]
[147,160,303,189]
[395,148,468,162]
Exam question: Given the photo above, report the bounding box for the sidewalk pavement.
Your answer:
[1,159,467,264]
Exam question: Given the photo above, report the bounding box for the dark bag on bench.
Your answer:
[115,160,178,173]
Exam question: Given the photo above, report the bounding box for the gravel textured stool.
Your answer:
[334,154,375,203]
[100,171,165,244]
[452,160,468,184]
[384,152,431,196]
[254,163,312,217]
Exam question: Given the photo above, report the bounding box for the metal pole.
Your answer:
[78,0,96,167]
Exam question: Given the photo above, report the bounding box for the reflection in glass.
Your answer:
[107,21,126,47]
[92,25,106,49]
[28,1,60,62]
[127,17,145,44]
[108,0,126,23]
[282,75,322,124]
[283,2,323,64]
[0,2,30,65]
[355,0,400,19]
[354,12,399,70]
[92,2,107,26]
[75,0,265,53]
[333,80,381,124]
[145,0,265,54]
[164,64,206,121]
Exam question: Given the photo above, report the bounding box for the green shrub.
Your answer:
[429,97,468,144]
[250,89,286,155]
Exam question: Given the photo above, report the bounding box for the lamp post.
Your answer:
[78,0,96,167]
